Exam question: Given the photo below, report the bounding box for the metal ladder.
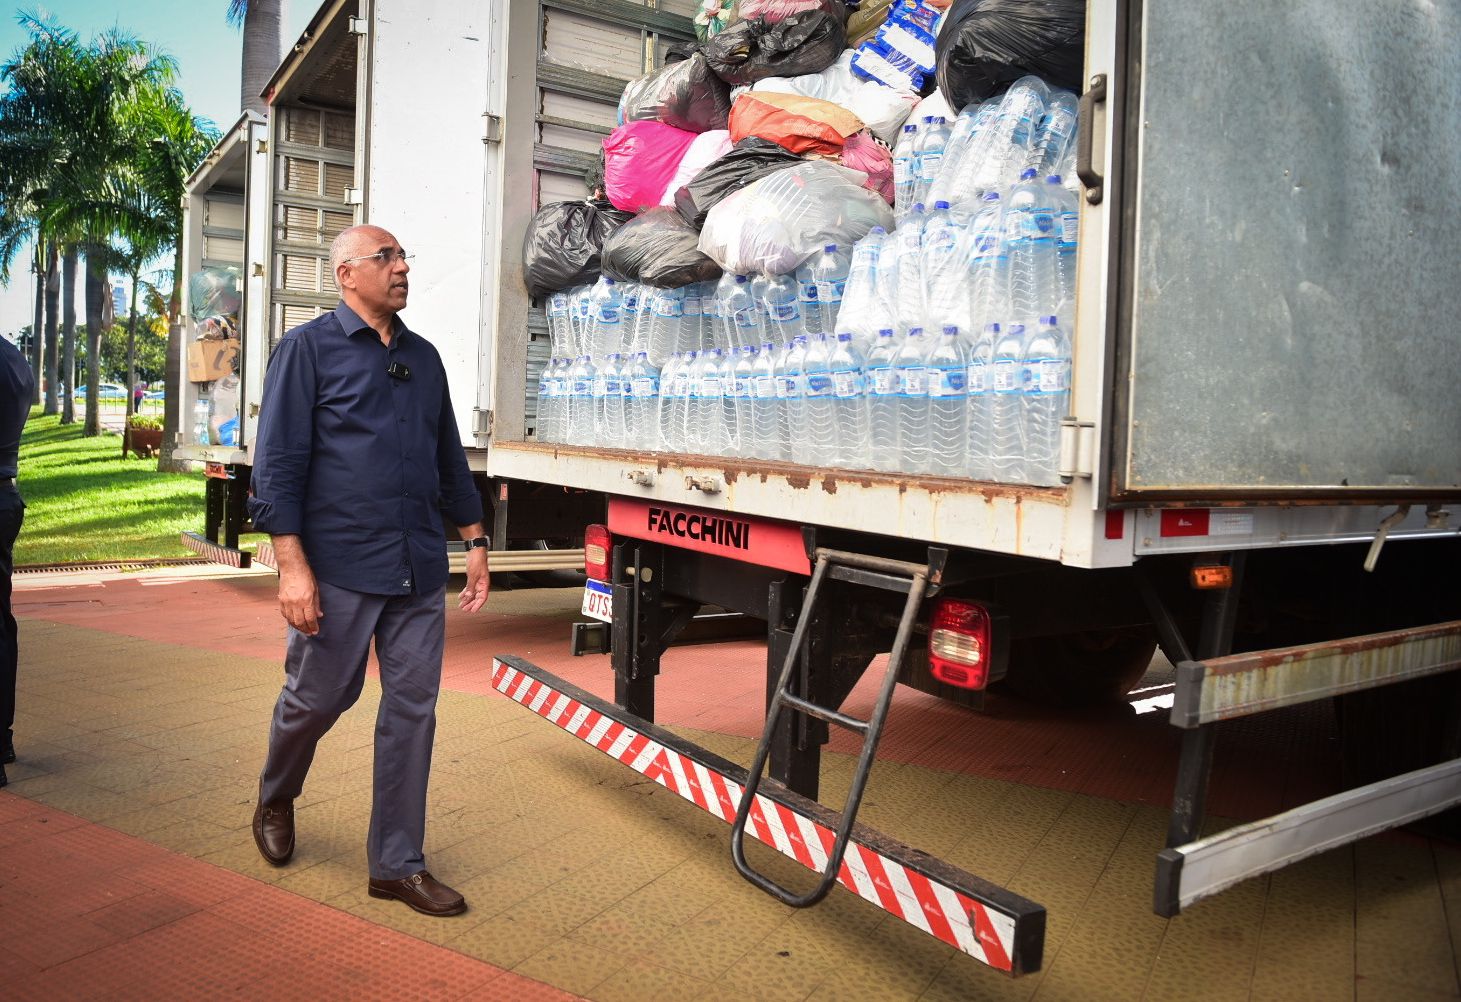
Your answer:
[731,547,935,906]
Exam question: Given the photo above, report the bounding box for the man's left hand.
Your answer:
[460,547,490,612]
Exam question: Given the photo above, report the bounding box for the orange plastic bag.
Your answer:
[728,91,864,157]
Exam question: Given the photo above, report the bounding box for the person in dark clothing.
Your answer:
[247,224,490,917]
[0,335,34,788]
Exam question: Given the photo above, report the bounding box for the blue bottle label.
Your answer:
[805,373,834,398]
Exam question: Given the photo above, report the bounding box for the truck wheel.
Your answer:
[993,628,1158,707]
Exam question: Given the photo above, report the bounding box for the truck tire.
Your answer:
[993,627,1158,707]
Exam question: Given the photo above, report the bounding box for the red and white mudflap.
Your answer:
[490,656,1046,976]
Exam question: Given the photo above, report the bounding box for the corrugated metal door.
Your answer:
[519,0,696,434]
[267,105,359,350]
[200,195,244,270]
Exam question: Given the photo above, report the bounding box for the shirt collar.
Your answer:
[334,300,409,344]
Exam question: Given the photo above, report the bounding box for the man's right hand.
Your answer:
[272,535,322,635]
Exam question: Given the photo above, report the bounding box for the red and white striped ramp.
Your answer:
[490,656,1045,976]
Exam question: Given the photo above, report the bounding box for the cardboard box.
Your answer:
[188,338,239,382]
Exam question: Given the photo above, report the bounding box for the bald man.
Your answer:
[247,225,489,916]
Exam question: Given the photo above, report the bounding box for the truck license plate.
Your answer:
[581,579,613,624]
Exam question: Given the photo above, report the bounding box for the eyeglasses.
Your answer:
[341,249,414,266]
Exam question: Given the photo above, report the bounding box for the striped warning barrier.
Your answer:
[490,656,1045,975]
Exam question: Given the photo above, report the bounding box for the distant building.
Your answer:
[112,283,128,318]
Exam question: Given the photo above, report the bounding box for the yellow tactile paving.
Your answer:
[6,616,1459,1000]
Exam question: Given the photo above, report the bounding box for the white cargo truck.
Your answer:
[178,0,1461,977]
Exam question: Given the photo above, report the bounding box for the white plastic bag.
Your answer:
[659,130,733,206]
[749,50,917,145]
[698,160,895,275]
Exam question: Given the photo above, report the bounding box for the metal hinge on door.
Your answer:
[482,113,503,145]
[1058,418,1096,482]
[348,16,369,36]
[473,408,493,438]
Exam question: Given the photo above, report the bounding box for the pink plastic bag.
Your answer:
[840,131,894,204]
[739,0,844,23]
[603,121,699,213]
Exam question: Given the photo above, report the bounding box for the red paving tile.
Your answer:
[0,793,579,1001]
[14,572,1345,823]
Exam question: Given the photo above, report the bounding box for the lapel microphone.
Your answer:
[387,362,411,381]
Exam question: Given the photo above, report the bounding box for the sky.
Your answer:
[0,0,316,336]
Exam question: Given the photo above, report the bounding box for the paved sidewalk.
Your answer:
[5,567,1459,1000]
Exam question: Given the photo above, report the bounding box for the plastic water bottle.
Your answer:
[1022,316,1071,485]
[1007,169,1059,327]
[894,326,931,472]
[761,274,804,345]
[864,329,901,472]
[892,203,927,334]
[655,353,681,451]
[892,123,918,219]
[724,275,761,351]
[925,326,968,476]
[568,285,593,357]
[969,76,1050,200]
[1027,91,1079,179]
[968,193,1009,334]
[547,292,572,358]
[835,229,888,348]
[912,115,951,208]
[829,332,869,470]
[682,282,705,353]
[795,261,823,338]
[990,323,1029,482]
[588,277,623,358]
[965,325,997,480]
[625,352,658,451]
[535,359,556,442]
[920,201,966,335]
[1047,176,1079,325]
[929,100,999,207]
[774,335,807,463]
[800,333,835,466]
[808,243,851,338]
[567,355,597,445]
[595,353,623,447]
[619,284,644,356]
[694,348,728,456]
[645,285,684,365]
[729,345,757,459]
[751,343,780,461]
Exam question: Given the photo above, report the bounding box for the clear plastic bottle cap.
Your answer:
[1020,168,1037,180]
[943,325,959,336]
[735,275,748,283]
[878,329,894,337]
[912,203,925,213]
[1047,175,1063,184]
[934,200,950,210]
[909,327,924,336]
[903,124,916,133]
[837,332,852,341]
[825,243,837,252]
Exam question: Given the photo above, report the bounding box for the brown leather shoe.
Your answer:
[251,783,294,866]
[368,870,467,916]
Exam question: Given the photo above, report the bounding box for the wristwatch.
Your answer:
[464,535,491,551]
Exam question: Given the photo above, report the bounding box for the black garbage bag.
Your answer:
[673,137,804,230]
[522,199,634,299]
[620,52,733,133]
[601,208,723,288]
[935,0,1085,110]
[703,11,847,87]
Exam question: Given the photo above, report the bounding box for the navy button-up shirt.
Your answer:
[247,303,482,595]
[0,337,34,479]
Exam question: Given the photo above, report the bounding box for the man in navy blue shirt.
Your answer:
[0,334,33,789]
[248,224,490,917]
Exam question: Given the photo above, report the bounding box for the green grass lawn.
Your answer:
[15,408,208,565]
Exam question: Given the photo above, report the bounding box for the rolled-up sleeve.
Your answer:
[247,337,315,536]
[435,377,482,529]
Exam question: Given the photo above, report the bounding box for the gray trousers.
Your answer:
[259,580,447,880]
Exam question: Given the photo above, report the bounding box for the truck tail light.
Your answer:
[584,524,611,581]
[928,598,993,690]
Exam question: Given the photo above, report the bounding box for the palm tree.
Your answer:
[227,0,282,117]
